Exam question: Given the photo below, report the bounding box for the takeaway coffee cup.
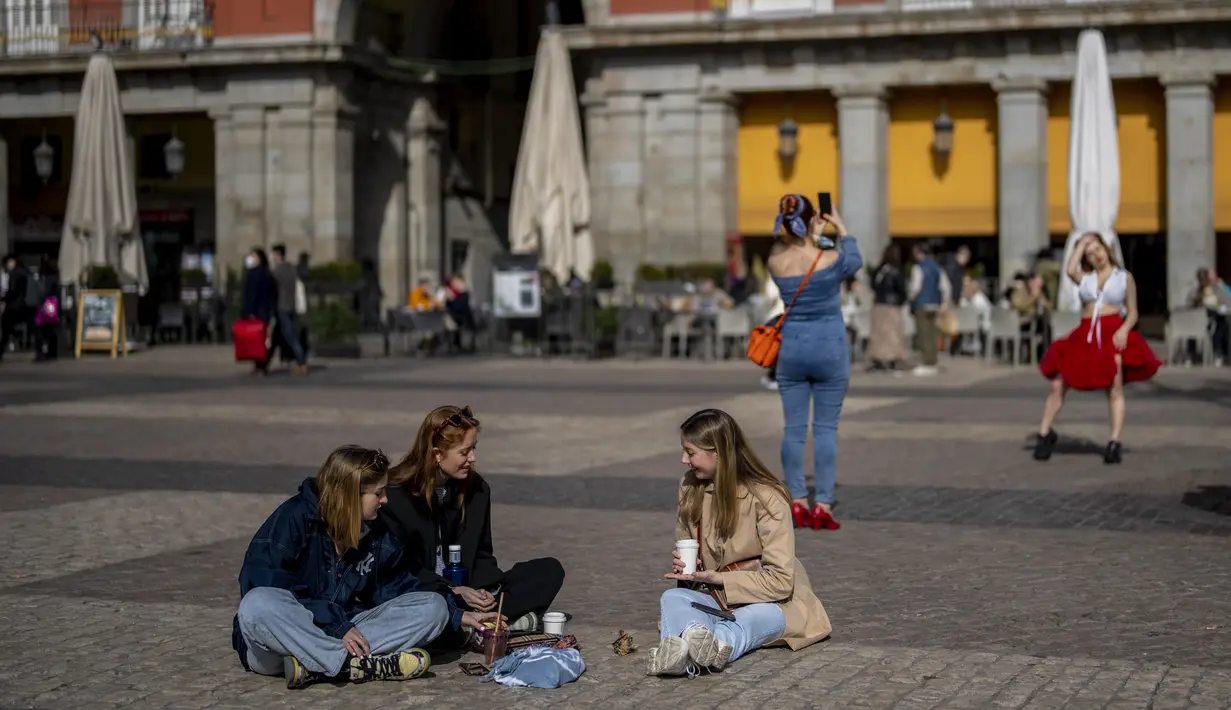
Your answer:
[675,539,700,575]
[542,611,567,635]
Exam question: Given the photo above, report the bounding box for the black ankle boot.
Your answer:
[1104,441,1122,464]
[1033,430,1058,461]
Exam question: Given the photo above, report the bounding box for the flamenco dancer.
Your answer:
[1034,233,1161,463]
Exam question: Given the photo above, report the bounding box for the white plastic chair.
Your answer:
[1165,308,1214,366]
[714,308,751,360]
[662,313,696,358]
[1049,311,1082,343]
[987,308,1024,366]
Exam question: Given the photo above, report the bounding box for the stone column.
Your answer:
[697,90,739,266]
[836,85,890,270]
[373,119,410,311]
[227,107,268,274]
[581,88,610,262]
[209,109,237,290]
[407,92,446,283]
[311,109,356,262]
[275,106,315,259]
[994,77,1049,282]
[646,92,700,265]
[1163,73,1217,312]
[0,133,9,258]
[600,93,646,288]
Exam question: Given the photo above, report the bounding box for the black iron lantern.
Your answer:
[932,102,954,157]
[33,132,55,184]
[777,117,799,161]
[164,130,185,177]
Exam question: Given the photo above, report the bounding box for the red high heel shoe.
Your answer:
[791,502,813,529]
[811,503,840,531]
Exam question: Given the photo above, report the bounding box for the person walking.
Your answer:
[241,248,276,376]
[867,243,909,372]
[0,254,33,362]
[767,194,862,531]
[907,242,952,376]
[270,244,308,375]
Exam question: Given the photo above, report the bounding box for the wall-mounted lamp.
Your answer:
[33,131,55,184]
[931,101,954,157]
[164,128,185,178]
[777,117,799,161]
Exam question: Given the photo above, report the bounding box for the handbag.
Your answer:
[938,309,960,338]
[745,250,826,368]
[695,518,761,611]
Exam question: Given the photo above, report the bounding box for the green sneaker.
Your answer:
[347,648,431,683]
[284,656,329,690]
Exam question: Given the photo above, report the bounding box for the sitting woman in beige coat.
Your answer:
[650,408,831,677]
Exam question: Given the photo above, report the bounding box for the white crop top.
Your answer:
[1077,268,1127,346]
[1078,268,1127,308]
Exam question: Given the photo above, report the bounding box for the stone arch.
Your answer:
[315,0,362,44]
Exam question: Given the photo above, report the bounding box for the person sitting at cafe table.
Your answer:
[380,405,566,648]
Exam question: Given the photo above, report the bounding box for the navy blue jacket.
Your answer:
[241,265,275,322]
[231,478,454,666]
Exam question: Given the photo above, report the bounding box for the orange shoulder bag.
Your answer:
[746,251,825,368]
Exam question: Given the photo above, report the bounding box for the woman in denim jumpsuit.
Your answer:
[767,194,863,531]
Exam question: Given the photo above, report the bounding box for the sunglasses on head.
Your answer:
[439,406,474,430]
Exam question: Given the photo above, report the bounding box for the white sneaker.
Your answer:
[760,375,778,391]
[682,626,733,671]
[647,635,697,677]
[911,365,938,377]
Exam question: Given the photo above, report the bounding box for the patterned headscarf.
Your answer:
[772,194,835,249]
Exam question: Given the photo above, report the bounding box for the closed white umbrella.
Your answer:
[1057,29,1125,313]
[509,30,594,283]
[59,52,147,291]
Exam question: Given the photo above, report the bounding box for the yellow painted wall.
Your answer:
[1215,84,1231,230]
[1050,80,1166,234]
[737,93,839,235]
[1047,84,1072,234]
[1114,80,1166,234]
[888,87,997,237]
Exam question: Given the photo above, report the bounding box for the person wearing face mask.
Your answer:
[380,406,566,648]
[241,248,277,375]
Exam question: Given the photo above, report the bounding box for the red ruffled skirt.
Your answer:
[1039,314,1161,391]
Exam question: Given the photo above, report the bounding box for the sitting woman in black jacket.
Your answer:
[380,405,565,645]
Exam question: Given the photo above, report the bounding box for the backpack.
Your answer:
[23,273,44,309]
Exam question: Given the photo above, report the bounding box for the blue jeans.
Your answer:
[659,588,786,663]
[275,310,306,365]
[236,587,449,676]
[777,323,850,503]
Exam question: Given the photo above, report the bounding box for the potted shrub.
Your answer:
[593,306,620,358]
[83,265,121,290]
[591,260,615,289]
[309,299,363,358]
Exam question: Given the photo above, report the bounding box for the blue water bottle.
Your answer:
[443,544,468,586]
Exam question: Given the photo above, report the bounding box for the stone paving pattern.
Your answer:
[1,349,1230,709]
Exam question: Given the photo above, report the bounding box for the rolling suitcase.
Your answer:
[232,318,268,362]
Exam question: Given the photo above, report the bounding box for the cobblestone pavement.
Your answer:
[1,348,1230,709]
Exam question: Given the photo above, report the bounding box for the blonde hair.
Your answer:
[316,445,390,553]
[678,409,791,540]
[389,406,482,518]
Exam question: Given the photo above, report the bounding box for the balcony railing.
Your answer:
[723,0,1150,19]
[0,0,214,58]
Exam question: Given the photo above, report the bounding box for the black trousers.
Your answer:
[434,557,565,648]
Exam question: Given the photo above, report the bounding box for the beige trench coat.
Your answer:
[676,482,832,651]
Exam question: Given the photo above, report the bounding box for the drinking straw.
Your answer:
[495,592,505,631]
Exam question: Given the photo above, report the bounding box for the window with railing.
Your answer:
[0,0,213,57]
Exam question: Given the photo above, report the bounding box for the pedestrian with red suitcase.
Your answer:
[237,248,276,375]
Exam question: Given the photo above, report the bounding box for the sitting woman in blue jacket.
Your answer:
[232,445,504,689]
